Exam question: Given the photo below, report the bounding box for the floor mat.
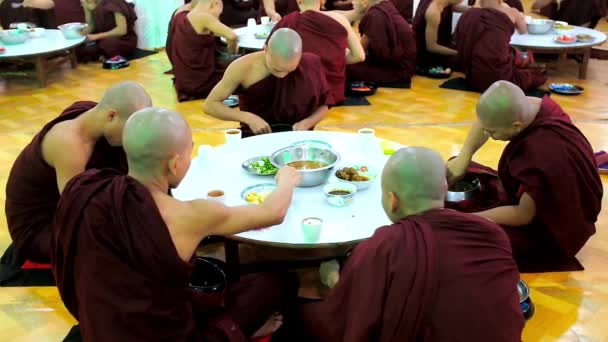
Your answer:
[439,77,550,98]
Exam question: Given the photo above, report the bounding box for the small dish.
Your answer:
[517,279,530,303]
[446,176,481,202]
[549,83,584,95]
[346,81,378,97]
[28,27,45,38]
[223,95,239,108]
[576,34,595,43]
[254,32,270,39]
[335,165,377,190]
[241,183,276,204]
[323,182,357,207]
[242,156,278,176]
[554,35,577,44]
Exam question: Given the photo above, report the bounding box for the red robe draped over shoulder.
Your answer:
[54,0,85,26]
[389,0,414,21]
[271,11,348,105]
[346,1,416,84]
[412,0,454,67]
[167,11,224,102]
[455,8,547,92]
[93,0,138,57]
[302,209,523,342]
[258,0,300,19]
[539,0,606,28]
[52,169,299,341]
[5,102,127,263]
[237,53,331,136]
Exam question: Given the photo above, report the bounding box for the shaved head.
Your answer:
[382,147,447,221]
[267,28,302,61]
[123,107,192,184]
[98,81,152,119]
[476,80,531,127]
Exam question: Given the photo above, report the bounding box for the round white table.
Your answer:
[174,131,397,247]
[0,29,85,86]
[230,25,268,51]
[509,26,607,79]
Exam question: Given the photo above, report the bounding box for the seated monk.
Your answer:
[21,0,85,26]
[533,0,607,28]
[469,0,524,12]
[346,0,416,85]
[412,0,468,73]
[260,0,300,22]
[270,0,365,105]
[204,28,331,136]
[300,147,524,341]
[0,82,151,286]
[447,81,603,272]
[167,0,238,102]
[82,0,138,58]
[454,0,547,92]
[52,107,301,341]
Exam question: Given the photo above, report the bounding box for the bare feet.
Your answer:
[252,313,283,338]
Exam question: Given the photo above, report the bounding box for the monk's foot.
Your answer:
[252,313,283,338]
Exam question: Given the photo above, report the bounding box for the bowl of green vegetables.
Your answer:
[242,156,278,176]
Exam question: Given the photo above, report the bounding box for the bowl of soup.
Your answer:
[270,145,341,187]
[323,182,357,207]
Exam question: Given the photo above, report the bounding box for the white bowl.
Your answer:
[323,182,357,207]
[334,165,378,190]
[28,27,45,38]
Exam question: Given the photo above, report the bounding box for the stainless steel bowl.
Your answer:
[446,177,481,202]
[270,145,341,187]
[527,19,554,35]
[518,279,530,303]
[58,22,88,40]
[0,29,28,45]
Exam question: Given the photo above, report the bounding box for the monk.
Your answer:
[82,0,138,58]
[300,147,524,341]
[0,0,54,28]
[260,0,300,21]
[455,0,547,92]
[533,0,607,28]
[469,0,524,12]
[346,0,416,85]
[271,0,365,105]
[204,28,331,136]
[167,0,238,102]
[1,82,151,286]
[21,0,85,25]
[52,107,301,341]
[447,81,603,272]
[412,0,469,73]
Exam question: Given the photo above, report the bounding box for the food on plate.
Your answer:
[576,34,594,42]
[245,190,271,204]
[287,160,328,170]
[254,32,269,39]
[0,47,5,53]
[336,166,370,182]
[249,157,278,175]
[352,86,371,91]
[555,35,576,43]
[554,24,573,30]
[328,189,352,196]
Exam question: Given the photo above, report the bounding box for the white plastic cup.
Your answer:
[302,217,322,242]
[224,128,242,145]
[247,18,257,29]
[207,190,225,204]
[260,16,270,25]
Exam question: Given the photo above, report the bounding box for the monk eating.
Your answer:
[447,81,603,272]
[300,147,524,341]
[52,107,301,341]
[20,0,85,26]
[167,0,238,102]
[1,82,151,285]
[533,0,607,28]
[346,0,416,85]
[454,0,547,92]
[270,0,365,105]
[412,0,469,74]
[260,0,300,22]
[204,28,331,136]
[81,0,138,58]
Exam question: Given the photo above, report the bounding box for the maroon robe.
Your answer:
[271,11,348,105]
[238,53,331,136]
[346,1,416,84]
[461,97,603,272]
[389,0,414,21]
[52,169,299,341]
[258,0,300,19]
[5,101,127,263]
[468,0,524,12]
[54,0,85,26]
[302,209,523,341]
[412,0,454,67]
[0,0,54,28]
[455,8,547,92]
[539,0,606,28]
[92,0,138,57]
[167,11,224,102]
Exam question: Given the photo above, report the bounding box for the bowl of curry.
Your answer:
[270,145,341,187]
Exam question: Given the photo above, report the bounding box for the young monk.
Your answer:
[346,0,416,85]
[455,0,547,92]
[412,0,469,73]
[1,82,151,285]
[270,0,365,105]
[533,0,606,28]
[300,147,524,341]
[447,81,603,272]
[21,0,85,25]
[204,28,331,136]
[81,0,138,58]
[167,0,238,102]
[52,107,301,341]
[260,0,300,22]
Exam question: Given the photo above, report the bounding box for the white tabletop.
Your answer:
[231,25,267,51]
[173,131,402,248]
[0,29,85,58]
[510,26,607,50]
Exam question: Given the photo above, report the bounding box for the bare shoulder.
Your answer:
[41,122,84,163]
[425,2,441,20]
[323,11,350,29]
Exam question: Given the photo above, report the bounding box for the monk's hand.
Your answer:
[319,260,340,289]
[246,115,271,135]
[275,166,302,188]
[268,11,282,22]
[86,34,100,41]
[292,121,310,131]
[446,156,469,186]
[81,0,96,11]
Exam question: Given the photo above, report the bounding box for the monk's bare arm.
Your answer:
[512,9,528,34]
[330,9,365,24]
[88,12,128,41]
[446,122,489,184]
[452,2,471,13]
[263,0,281,22]
[42,134,88,193]
[325,12,365,64]
[293,105,329,131]
[425,10,457,55]
[360,35,370,51]
[23,0,55,9]
[192,12,238,54]
[475,192,536,226]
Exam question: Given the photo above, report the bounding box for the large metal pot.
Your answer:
[270,145,340,187]
[58,22,88,40]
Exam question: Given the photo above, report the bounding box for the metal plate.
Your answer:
[241,183,277,204]
[241,156,277,176]
[223,95,239,108]
[518,279,530,303]
[549,83,584,95]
